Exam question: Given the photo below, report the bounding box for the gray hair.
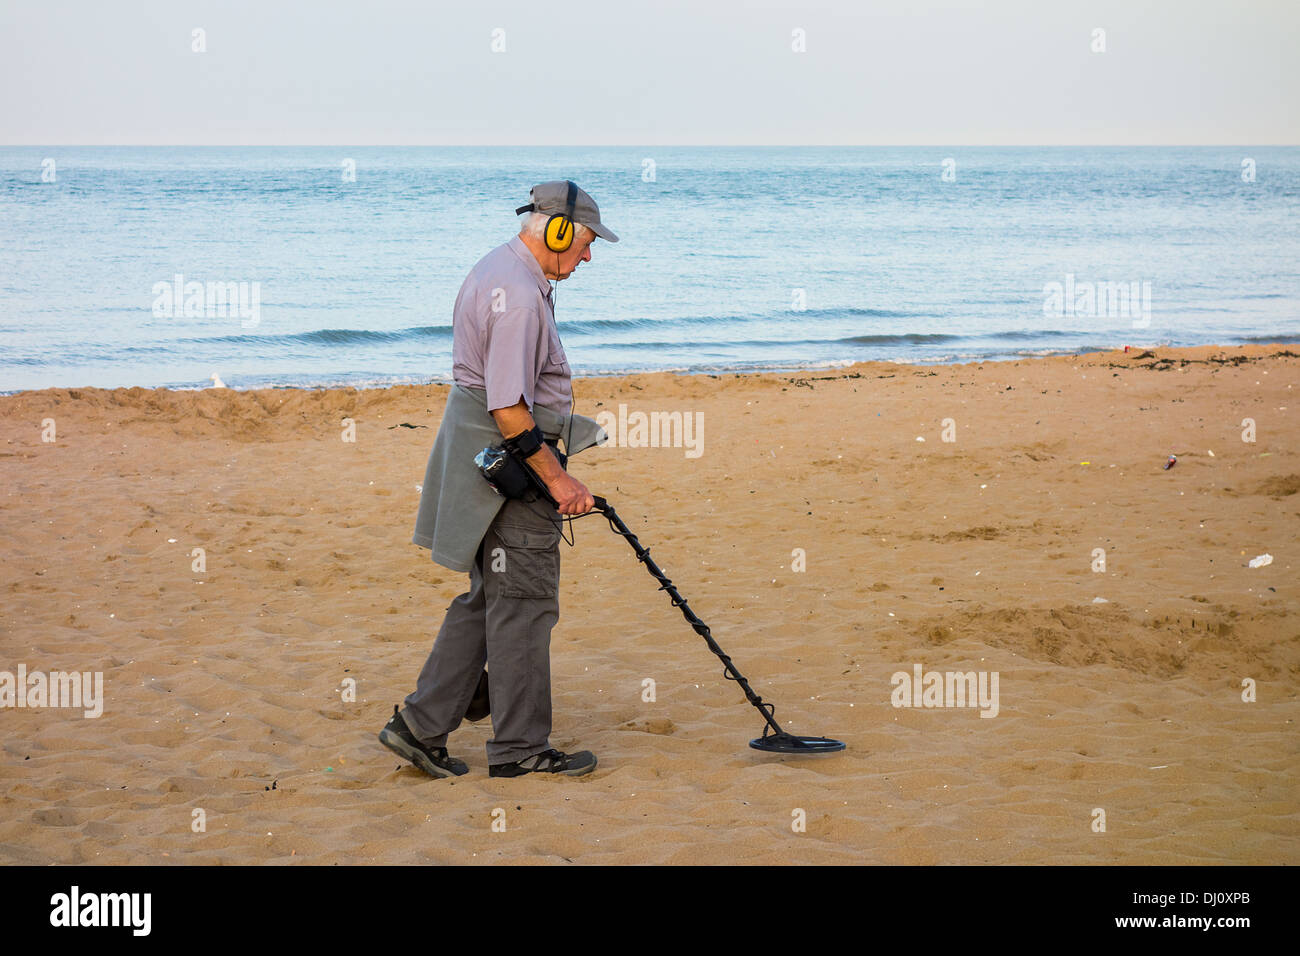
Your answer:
[519,210,593,246]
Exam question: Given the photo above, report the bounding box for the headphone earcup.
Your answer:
[545,213,574,253]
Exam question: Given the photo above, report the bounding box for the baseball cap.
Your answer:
[515,180,619,243]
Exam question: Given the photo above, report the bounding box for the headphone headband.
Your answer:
[561,179,576,221]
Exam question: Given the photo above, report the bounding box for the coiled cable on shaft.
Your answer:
[585,496,787,738]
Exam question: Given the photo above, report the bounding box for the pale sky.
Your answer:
[1,0,1296,144]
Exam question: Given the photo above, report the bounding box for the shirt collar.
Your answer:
[507,235,555,300]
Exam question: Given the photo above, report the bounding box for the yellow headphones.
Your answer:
[516,181,580,254]
[544,180,579,253]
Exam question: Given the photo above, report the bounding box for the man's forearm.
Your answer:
[490,398,565,485]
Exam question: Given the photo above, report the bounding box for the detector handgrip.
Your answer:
[527,473,605,516]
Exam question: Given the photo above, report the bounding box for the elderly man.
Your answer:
[379,180,617,779]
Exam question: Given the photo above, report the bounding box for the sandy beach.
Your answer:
[1,344,1296,865]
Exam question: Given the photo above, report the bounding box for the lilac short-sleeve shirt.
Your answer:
[450,235,573,415]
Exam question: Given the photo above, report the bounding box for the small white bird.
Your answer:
[209,372,228,389]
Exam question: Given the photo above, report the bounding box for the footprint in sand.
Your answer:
[618,718,676,736]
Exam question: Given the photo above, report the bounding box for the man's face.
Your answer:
[553,232,595,280]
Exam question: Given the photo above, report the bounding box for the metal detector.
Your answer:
[477,442,846,755]
[581,494,845,755]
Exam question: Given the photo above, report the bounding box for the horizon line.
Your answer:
[3,142,1298,149]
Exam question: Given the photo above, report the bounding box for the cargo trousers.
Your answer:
[400,490,563,766]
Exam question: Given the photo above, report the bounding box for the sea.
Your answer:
[1,146,1297,393]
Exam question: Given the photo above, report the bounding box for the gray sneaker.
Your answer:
[378,705,468,778]
[489,748,597,778]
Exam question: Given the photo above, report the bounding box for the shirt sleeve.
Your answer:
[483,306,546,412]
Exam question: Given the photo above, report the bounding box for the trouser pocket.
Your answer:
[489,522,561,599]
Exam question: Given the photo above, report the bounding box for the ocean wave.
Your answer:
[837,333,957,345]
[176,325,455,346]
[559,306,931,336]
[1241,334,1300,344]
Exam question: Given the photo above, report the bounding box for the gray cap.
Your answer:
[516,180,619,243]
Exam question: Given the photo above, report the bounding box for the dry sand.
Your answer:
[1,344,1297,865]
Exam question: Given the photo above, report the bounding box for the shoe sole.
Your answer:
[378,728,466,779]
[489,754,598,778]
